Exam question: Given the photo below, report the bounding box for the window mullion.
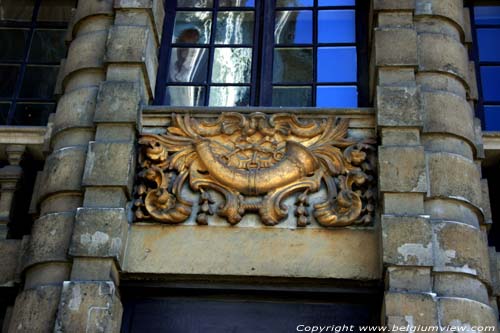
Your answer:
[258,0,275,106]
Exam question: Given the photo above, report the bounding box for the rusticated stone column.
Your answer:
[377,0,498,330]
[7,2,114,332]
[53,1,163,331]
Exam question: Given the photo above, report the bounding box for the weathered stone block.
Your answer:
[94,81,141,123]
[386,267,432,293]
[53,87,98,134]
[73,0,114,27]
[433,221,491,283]
[377,85,421,126]
[382,215,433,266]
[8,285,61,333]
[422,135,473,160]
[38,147,87,201]
[438,298,498,332]
[83,188,128,208]
[415,0,464,31]
[55,281,122,333]
[23,213,74,269]
[481,179,492,225]
[427,153,482,207]
[422,91,475,146]
[384,193,425,215]
[82,142,135,193]
[424,199,480,228]
[70,208,128,261]
[434,273,489,305]
[378,68,415,86]
[377,12,413,27]
[379,146,427,192]
[374,0,415,11]
[64,30,108,79]
[375,28,417,66]
[0,240,20,286]
[468,61,478,101]
[381,128,420,146]
[385,292,438,327]
[418,33,469,84]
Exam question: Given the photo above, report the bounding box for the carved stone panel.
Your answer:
[134,112,376,227]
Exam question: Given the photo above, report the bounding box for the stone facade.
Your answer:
[0,0,499,331]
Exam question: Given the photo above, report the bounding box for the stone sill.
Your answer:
[0,125,48,160]
[483,131,500,151]
[141,106,376,129]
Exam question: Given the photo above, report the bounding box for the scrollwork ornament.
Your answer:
[134,112,376,227]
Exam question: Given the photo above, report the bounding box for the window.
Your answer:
[155,0,369,107]
[470,4,500,130]
[0,0,74,126]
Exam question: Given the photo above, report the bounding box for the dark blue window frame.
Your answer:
[154,0,370,107]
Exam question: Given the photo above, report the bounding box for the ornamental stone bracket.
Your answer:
[134,109,376,228]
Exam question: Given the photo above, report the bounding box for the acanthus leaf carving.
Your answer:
[134,112,376,227]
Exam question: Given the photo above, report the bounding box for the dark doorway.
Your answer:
[121,285,381,333]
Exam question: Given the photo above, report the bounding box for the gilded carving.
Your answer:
[134,112,376,227]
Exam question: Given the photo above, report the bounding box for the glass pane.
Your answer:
[209,86,250,106]
[0,103,10,125]
[177,0,213,7]
[485,106,500,131]
[0,29,29,61]
[318,47,357,82]
[275,10,312,44]
[318,10,355,43]
[166,86,206,106]
[20,65,59,99]
[219,0,255,7]
[29,29,67,63]
[173,11,212,44]
[319,0,355,6]
[481,66,500,102]
[13,103,55,126]
[273,48,313,83]
[38,0,74,22]
[0,65,19,98]
[0,0,34,21]
[474,6,500,25]
[276,0,313,7]
[477,29,500,62]
[215,11,254,45]
[316,86,357,107]
[272,86,312,106]
[212,48,252,83]
[169,48,209,83]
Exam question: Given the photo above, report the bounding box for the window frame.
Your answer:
[154,0,370,108]
[468,1,500,130]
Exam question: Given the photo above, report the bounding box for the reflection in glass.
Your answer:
[168,48,208,83]
[177,0,213,7]
[275,10,312,44]
[0,65,19,97]
[273,48,313,83]
[477,29,500,62]
[212,48,252,83]
[209,86,250,106]
[316,86,357,107]
[173,11,212,44]
[0,29,28,61]
[276,0,313,7]
[318,10,355,43]
[485,106,500,131]
[30,30,67,63]
[317,47,357,82]
[272,86,312,106]
[20,65,59,99]
[0,0,34,21]
[0,103,10,125]
[216,11,254,45]
[219,0,255,7]
[13,103,55,126]
[474,6,500,25]
[38,0,74,22]
[319,0,355,6]
[480,67,500,102]
[166,86,206,106]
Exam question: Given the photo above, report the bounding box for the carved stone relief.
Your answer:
[134,112,376,227]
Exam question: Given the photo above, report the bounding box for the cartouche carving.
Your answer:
[134,112,376,227]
